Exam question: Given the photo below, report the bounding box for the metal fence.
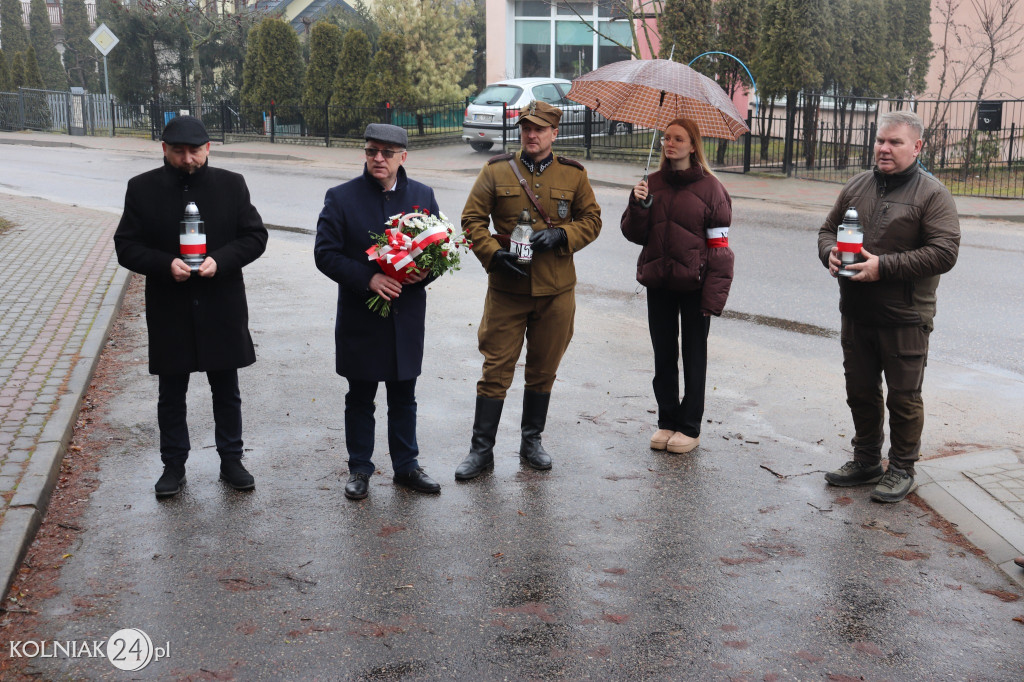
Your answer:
[757,93,1024,197]
[3,88,1023,197]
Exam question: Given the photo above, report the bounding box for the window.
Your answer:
[555,21,594,79]
[516,21,551,78]
[515,2,634,78]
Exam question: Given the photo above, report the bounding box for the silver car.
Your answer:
[462,77,587,152]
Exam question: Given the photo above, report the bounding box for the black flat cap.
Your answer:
[364,123,408,148]
[161,115,210,145]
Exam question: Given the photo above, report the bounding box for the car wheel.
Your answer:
[470,141,493,152]
[608,121,633,135]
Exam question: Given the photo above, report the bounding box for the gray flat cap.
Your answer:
[364,123,408,148]
[161,115,210,145]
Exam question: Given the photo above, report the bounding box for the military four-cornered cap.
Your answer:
[161,115,210,145]
[518,100,562,128]
[364,123,408,148]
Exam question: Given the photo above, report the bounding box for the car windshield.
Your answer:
[473,85,524,106]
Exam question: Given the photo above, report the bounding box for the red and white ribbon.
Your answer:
[366,213,451,281]
[705,226,729,248]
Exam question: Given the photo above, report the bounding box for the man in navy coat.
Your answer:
[314,124,442,500]
[114,115,268,498]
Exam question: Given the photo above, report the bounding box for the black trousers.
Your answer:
[157,369,242,466]
[841,317,929,476]
[647,288,711,438]
[345,378,419,476]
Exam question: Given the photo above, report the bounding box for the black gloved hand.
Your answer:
[529,227,567,253]
[490,249,527,277]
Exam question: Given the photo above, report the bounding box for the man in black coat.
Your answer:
[113,116,268,498]
[314,123,442,500]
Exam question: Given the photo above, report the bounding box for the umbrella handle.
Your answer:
[639,171,653,208]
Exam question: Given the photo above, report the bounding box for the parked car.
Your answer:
[462,77,625,152]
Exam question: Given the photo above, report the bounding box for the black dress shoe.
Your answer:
[345,472,370,500]
[155,465,186,498]
[393,467,441,494]
[220,459,255,491]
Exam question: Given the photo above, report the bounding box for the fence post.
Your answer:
[65,92,72,136]
[324,99,330,146]
[110,97,116,137]
[743,110,752,173]
[1008,122,1015,168]
[220,101,227,142]
[270,101,275,143]
[583,107,592,160]
[17,88,26,131]
[782,96,795,176]
[940,123,947,168]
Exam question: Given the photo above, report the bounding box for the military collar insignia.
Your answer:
[520,151,554,175]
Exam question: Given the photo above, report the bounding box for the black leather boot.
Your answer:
[520,390,553,470]
[455,396,504,480]
[155,462,186,498]
[220,456,255,491]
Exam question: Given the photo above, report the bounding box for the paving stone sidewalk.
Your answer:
[0,194,126,597]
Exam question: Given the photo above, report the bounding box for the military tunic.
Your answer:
[462,150,602,398]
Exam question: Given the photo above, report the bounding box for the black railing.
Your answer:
[3,88,1023,197]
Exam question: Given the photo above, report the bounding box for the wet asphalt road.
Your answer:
[15,202,1024,679]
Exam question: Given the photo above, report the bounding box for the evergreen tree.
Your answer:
[658,0,713,67]
[10,52,25,88]
[329,27,371,135]
[0,50,11,91]
[885,0,932,97]
[28,0,65,89]
[374,0,476,105]
[239,20,263,112]
[250,18,304,113]
[359,32,412,113]
[0,0,30,57]
[62,0,98,90]
[302,21,343,134]
[96,0,186,102]
[24,46,44,88]
[322,0,379,46]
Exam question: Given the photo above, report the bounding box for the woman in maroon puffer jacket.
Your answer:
[620,117,735,455]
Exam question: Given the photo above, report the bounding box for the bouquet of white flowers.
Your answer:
[365,209,473,317]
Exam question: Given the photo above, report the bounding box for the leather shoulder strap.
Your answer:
[506,157,553,228]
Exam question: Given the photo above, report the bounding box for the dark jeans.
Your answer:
[157,369,242,466]
[345,378,419,476]
[841,317,929,476]
[647,288,711,438]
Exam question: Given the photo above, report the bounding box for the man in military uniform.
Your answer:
[455,100,602,480]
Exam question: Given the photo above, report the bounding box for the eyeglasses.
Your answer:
[364,147,402,159]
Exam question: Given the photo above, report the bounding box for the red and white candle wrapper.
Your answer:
[837,228,864,254]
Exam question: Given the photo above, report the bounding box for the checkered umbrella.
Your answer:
[568,59,749,141]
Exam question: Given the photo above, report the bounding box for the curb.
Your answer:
[916,454,1024,589]
[0,265,131,599]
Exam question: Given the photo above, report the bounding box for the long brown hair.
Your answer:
[658,118,714,176]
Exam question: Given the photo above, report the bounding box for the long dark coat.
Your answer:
[314,165,440,382]
[114,160,268,375]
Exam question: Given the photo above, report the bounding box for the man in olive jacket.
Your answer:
[817,111,959,503]
[114,116,268,498]
[455,100,602,480]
